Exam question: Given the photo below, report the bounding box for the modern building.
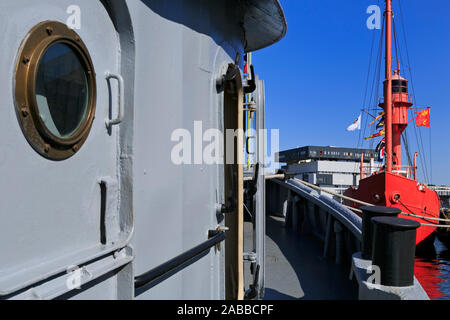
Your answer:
[277,146,382,199]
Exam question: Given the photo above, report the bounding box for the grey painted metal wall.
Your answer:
[129,0,242,300]
[0,0,286,300]
[254,78,266,298]
[0,0,134,300]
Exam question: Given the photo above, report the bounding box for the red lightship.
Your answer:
[344,0,440,246]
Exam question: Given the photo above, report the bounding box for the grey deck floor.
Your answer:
[244,215,358,300]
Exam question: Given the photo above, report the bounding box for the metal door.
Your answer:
[243,76,266,300]
[0,0,129,297]
[254,77,266,298]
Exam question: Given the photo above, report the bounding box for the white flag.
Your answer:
[346,114,361,132]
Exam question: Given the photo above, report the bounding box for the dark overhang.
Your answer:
[240,0,287,52]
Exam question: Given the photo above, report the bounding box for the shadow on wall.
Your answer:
[140,0,243,60]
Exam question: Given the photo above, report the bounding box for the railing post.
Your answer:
[360,153,364,179]
[291,195,301,232]
[334,220,343,264]
[323,214,333,258]
[360,206,401,259]
[371,217,420,287]
[414,152,418,181]
[283,190,292,227]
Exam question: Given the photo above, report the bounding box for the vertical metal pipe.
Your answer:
[385,0,393,173]
[414,152,418,181]
[246,52,252,169]
[360,153,364,179]
[334,221,343,265]
[323,214,333,258]
[283,189,292,220]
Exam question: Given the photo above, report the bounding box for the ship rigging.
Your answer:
[344,0,440,246]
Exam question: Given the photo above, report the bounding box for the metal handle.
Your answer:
[134,231,226,289]
[246,136,256,155]
[105,72,125,127]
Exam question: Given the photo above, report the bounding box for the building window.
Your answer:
[15,21,96,160]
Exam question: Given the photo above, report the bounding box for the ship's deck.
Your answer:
[244,215,358,300]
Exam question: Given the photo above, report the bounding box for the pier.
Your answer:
[245,216,357,299]
[429,186,450,208]
[249,177,431,300]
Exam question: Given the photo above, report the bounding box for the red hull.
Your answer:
[344,172,440,246]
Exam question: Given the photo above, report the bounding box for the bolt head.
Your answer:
[21,107,29,117]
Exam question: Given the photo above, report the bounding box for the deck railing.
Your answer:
[359,152,418,181]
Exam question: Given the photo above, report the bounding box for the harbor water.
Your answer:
[415,238,450,300]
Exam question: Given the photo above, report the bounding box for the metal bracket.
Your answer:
[243,251,257,262]
[244,264,260,300]
[283,171,296,181]
[244,65,256,94]
[245,163,259,199]
[220,202,235,214]
[105,72,125,127]
[246,136,256,155]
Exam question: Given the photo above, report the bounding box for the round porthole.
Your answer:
[15,21,96,160]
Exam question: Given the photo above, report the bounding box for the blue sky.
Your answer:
[254,0,450,185]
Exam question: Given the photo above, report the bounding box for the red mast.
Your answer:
[384,0,393,173]
[382,0,413,173]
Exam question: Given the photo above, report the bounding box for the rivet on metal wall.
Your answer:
[21,106,29,117]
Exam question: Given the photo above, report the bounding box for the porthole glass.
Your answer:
[36,43,90,138]
[15,21,96,160]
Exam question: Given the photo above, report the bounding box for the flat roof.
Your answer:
[277,146,377,163]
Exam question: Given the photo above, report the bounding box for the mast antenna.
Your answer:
[384,0,393,173]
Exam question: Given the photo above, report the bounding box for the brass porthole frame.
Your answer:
[15,21,96,160]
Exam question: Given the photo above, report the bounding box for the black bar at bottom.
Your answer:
[134,231,226,289]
